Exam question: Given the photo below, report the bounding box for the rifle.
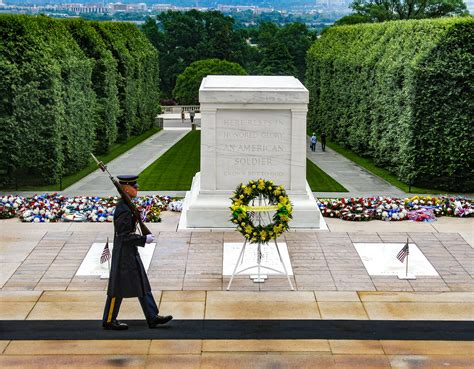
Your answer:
[90,153,151,236]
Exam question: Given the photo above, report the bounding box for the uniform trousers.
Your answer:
[102,291,159,324]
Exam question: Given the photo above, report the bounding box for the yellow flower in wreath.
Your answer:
[244,225,253,234]
[244,187,253,195]
[232,199,242,207]
[260,230,267,240]
[273,224,283,234]
[279,214,289,222]
[257,180,265,190]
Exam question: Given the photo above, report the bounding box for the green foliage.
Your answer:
[306,17,474,192]
[141,12,317,98]
[114,22,160,136]
[0,15,160,188]
[173,59,247,105]
[63,18,119,154]
[334,14,373,26]
[258,42,299,77]
[151,10,248,97]
[0,14,96,185]
[350,0,468,22]
[256,22,316,80]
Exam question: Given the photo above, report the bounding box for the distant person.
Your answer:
[321,132,326,152]
[189,110,195,124]
[181,109,185,123]
[310,133,317,152]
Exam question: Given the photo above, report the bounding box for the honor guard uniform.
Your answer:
[102,174,172,330]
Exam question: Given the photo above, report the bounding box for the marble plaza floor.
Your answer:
[0,215,473,368]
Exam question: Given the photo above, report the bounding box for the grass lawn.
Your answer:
[138,130,347,192]
[5,127,161,192]
[326,140,446,194]
[138,130,200,190]
[306,159,348,192]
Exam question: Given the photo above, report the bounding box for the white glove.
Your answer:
[145,234,155,244]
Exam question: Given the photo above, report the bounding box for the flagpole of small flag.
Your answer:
[100,237,111,278]
[397,237,416,280]
[107,238,111,273]
[405,238,409,278]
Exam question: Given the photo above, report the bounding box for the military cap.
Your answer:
[117,175,139,187]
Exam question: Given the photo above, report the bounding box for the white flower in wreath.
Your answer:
[391,204,398,209]
[392,213,399,220]
[382,211,388,218]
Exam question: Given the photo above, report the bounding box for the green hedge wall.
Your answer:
[0,15,95,185]
[0,15,160,187]
[306,18,473,192]
[92,22,160,141]
[63,18,120,154]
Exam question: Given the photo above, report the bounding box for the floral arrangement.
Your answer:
[230,179,292,243]
[0,195,24,219]
[168,200,183,212]
[0,194,174,222]
[318,196,473,222]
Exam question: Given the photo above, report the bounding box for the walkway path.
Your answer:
[307,138,406,198]
[63,129,188,196]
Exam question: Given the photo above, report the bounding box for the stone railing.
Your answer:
[162,105,200,114]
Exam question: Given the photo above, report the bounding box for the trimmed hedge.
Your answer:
[306,18,473,192]
[0,15,95,185]
[63,18,120,154]
[0,15,160,187]
[93,22,160,141]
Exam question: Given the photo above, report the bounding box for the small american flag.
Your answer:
[100,238,111,264]
[396,241,409,263]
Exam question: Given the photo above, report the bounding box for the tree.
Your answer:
[151,10,249,98]
[334,14,373,26]
[173,59,247,105]
[350,0,468,22]
[258,42,298,77]
[274,23,316,81]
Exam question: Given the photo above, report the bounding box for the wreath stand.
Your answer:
[226,194,294,291]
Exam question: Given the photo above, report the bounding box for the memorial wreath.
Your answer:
[230,179,293,243]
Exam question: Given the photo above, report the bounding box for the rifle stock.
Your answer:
[90,153,152,236]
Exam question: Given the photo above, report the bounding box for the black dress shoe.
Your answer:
[148,315,173,328]
[102,320,128,330]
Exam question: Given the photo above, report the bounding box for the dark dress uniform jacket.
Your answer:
[107,200,151,298]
